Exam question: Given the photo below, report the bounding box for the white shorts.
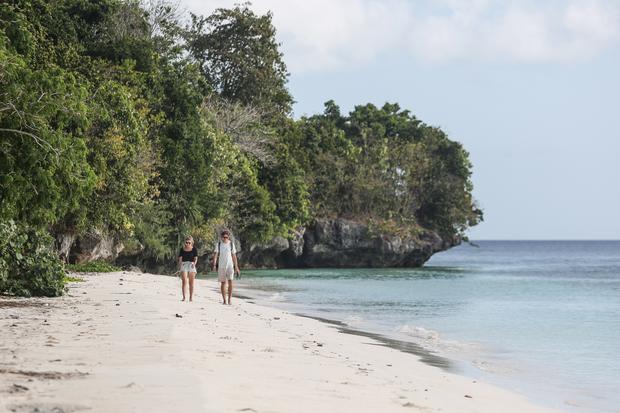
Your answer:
[180,261,196,273]
[218,266,234,282]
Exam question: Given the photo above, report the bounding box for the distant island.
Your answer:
[0,1,481,296]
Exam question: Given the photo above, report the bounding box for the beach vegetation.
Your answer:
[66,261,121,273]
[0,220,66,297]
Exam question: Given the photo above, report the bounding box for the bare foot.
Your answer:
[182,298,186,302]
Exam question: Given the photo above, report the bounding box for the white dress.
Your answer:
[214,241,236,281]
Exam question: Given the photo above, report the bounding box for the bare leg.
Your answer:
[188,272,196,302]
[220,282,227,304]
[227,279,233,305]
[181,272,188,301]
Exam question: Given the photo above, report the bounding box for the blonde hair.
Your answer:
[184,235,194,244]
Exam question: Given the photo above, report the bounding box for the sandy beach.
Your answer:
[0,271,563,413]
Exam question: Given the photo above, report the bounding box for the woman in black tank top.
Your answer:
[177,236,198,302]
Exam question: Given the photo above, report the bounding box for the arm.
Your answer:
[232,253,240,275]
[212,252,218,271]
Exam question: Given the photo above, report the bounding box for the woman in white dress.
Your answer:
[212,230,240,305]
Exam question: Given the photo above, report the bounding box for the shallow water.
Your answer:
[237,241,620,413]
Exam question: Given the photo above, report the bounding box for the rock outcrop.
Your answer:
[61,218,457,270]
[243,229,305,268]
[62,230,124,264]
[244,218,458,268]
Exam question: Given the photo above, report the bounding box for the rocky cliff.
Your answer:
[243,218,458,268]
[62,218,458,270]
[57,230,124,264]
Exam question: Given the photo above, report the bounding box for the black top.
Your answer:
[179,247,198,262]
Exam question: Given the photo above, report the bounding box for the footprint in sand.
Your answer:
[120,382,144,391]
[401,401,433,410]
[9,384,29,393]
[8,403,90,413]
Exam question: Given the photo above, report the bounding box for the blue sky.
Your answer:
[181,0,620,239]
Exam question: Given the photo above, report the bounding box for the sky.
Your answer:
[179,0,620,240]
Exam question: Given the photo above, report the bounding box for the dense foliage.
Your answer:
[0,1,481,295]
[0,220,66,297]
[288,101,482,237]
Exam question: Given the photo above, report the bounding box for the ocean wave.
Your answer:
[343,314,364,326]
[395,324,441,342]
[393,324,485,357]
[471,359,519,374]
[266,292,286,301]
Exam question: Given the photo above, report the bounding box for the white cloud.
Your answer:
[179,0,620,72]
[408,0,620,63]
[260,0,413,71]
[180,0,412,71]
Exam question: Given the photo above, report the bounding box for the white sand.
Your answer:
[0,272,564,413]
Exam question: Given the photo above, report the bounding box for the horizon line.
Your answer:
[466,239,620,242]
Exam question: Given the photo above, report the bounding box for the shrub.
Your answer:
[0,220,66,297]
[66,261,120,273]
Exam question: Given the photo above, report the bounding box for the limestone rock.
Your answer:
[69,230,124,263]
[56,233,76,262]
[244,218,457,268]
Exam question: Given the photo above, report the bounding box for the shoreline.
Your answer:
[239,287,568,413]
[293,313,453,370]
[1,271,564,413]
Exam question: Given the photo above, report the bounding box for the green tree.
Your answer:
[186,2,293,116]
[289,101,482,239]
[258,141,310,231]
[0,30,95,228]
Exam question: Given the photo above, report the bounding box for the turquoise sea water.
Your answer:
[237,241,620,413]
